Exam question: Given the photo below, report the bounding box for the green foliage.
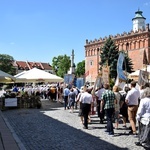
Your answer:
[75,60,85,77]
[121,51,134,73]
[52,55,71,78]
[109,78,115,89]
[0,54,16,75]
[100,38,134,81]
[100,37,119,79]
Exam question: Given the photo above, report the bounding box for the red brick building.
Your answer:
[85,10,150,84]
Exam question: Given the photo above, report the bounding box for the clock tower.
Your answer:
[132,9,146,32]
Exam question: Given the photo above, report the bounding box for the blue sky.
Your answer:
[0,0,150,65]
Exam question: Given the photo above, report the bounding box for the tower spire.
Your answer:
[132,9,146,32]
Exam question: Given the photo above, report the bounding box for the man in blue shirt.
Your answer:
[63,85,70,110]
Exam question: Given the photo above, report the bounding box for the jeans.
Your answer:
[105,108,114,134]
[64,96,68,109]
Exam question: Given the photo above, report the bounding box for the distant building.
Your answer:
[85,10,150,84]
[13,60,53,74]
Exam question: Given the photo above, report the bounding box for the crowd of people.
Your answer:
[63,81,150,149]
[10,84,63,101]
[2,81,149,149]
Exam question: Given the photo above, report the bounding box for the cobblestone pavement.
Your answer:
[2,100,146,150]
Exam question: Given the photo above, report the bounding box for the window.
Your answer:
[89,60,93,66]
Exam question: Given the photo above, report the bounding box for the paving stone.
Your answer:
[2,99,145,150]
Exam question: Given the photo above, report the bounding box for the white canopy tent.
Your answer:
[0,70,16,83]
[14,71,27,78]
[128,70,140,77]
[15,68,64,83]
[128,65,150,81]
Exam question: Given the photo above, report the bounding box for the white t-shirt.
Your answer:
[125,88,140,105]
[80,92,93,104]
[95,88,106,100]
[136,97,150,122]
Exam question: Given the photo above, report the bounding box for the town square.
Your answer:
[0,1,150,150]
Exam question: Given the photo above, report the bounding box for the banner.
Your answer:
[138,70,149,86]
[115,75,126,90]
[84,71,89,77]
[102,66,109,84]
[117,52,127,81]
[76,78,85,89]
[64,74,74,84]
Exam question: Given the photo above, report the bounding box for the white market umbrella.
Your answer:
[0,70,16,83]
[15,68,64,83]
[128,70,140,77]
[128,70,141,81]
[128,66,150,81]
[14,71,27,78]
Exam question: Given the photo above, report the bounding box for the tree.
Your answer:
[121,50,134,73]
[75,60,85,77]
[52,55,71,78]
[100,38,134,81]
[0,54,16,75]
[100,37,119,79]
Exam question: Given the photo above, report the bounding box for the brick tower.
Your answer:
[84,10,150,84]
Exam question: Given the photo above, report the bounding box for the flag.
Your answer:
[117,52,127,81]
[84,71,89,77]
[138,70,149,86]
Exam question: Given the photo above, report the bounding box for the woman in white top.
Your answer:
[135,87,150,148]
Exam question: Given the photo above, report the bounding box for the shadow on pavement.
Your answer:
[2,107,129,150]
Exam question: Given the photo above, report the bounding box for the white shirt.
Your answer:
[79,92,93,104]
[136,97,150,122]
[95,88,105,100]
[125,87,140,105]
[139,89,145,99]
